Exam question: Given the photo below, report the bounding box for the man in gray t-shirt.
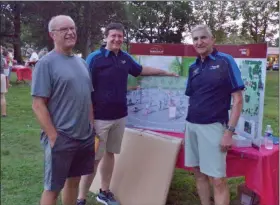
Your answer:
[31,15,95,205]
[32,50,93,140]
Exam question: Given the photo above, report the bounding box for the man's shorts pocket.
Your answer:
[40,134,62,151]
[51,135,61,150]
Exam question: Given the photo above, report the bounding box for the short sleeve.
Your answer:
[185,69,193,96]
[85,54,93,72]
[80,57,94,92]
[31,59,52,98]
[86,54,98,92]
[86,51,100,74]
[226,55,245,92]
[125,53,143,77]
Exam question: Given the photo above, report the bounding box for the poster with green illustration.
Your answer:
[128,55,196,88]
[233,59,266,139]
[127,55,266,138]
[126,55,196,133]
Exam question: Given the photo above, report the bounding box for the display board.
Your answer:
[126,43,267,139]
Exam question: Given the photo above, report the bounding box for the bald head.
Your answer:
[48,15,77,54]
[48,15,75,32]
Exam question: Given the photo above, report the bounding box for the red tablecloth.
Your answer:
[157,131,279,205]
[11,66,32,81]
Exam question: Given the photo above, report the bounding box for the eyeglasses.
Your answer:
[52,26,77,33]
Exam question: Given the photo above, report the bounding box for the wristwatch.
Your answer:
[226,125,235,132]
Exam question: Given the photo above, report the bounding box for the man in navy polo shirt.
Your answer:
[77,22,176,205]
[185,25,244,205]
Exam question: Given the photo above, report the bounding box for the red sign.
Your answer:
[149,45,164,55]
[129,43,267,58]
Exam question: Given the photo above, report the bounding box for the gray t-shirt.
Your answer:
[31,50,94,140]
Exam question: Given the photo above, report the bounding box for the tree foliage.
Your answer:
[124,1,196,43]
[0,2,14,41]
[1,1,279,62]
[20,1,125,57]
[239,1,279,43]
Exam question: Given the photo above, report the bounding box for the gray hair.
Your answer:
[191,24,213,38]
[48,15,74,32]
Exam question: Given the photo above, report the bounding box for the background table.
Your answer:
[11,65,32,83]
[157,131,279,205]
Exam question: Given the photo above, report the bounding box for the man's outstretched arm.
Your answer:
[140,66,178,76]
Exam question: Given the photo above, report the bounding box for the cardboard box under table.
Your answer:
[238,183,260,205]
[90,128,182,205]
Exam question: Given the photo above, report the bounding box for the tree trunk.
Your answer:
[44,14,54,51]
[81,37,91,59]
[13,2,23,64]
[80,2,93,59]
[46,34,53,51]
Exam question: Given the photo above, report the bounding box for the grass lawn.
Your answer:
[1,71,278,205]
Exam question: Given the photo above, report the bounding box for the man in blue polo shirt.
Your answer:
[77,23,177,205]
[185,24,244,205]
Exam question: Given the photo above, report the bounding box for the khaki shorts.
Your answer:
[94,117,126,160]
[1,74,7,93]
[184,121,227,178]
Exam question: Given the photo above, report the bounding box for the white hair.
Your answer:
[48,15,74,32]
[191,24,213,38]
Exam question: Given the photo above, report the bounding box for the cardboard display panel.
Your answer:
[90,128,182,205]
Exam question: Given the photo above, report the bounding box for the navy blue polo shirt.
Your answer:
[185,48,245,124]
[86,46,143,120]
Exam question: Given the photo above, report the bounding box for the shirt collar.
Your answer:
[195,48,218,64]
[100,45,123,58]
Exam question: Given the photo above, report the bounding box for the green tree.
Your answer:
[125,1,196,43]
[0,2,14,44]
[269,37,279,47]
[239,1,279,43]
[192,1,239,43]
[5,1,126,59]
[21,1,72,51]
[219,33,255,45]
[0,1,24,63]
